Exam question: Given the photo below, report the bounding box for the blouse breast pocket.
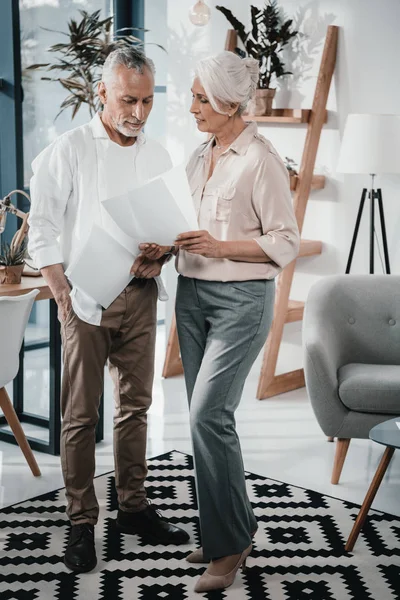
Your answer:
[215,186,236,223]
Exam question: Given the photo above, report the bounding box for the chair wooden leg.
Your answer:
[345,446,395,552]
[331,438,351,484]
[0,387,41,477]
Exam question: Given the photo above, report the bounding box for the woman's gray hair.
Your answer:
[195,51,259,116]
[102,46,155,84]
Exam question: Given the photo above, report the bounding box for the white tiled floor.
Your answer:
[0,326,399,519]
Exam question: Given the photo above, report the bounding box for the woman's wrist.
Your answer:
[217,240,271,263]
[217,241,230,259]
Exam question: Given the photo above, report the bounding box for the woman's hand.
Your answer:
[175,230,224,259]
[130,255,162,278]
[138,243,173,260]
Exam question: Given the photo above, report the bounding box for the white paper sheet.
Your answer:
[102,164,198,246]
[65,225,138,309]
[396,422,400,430]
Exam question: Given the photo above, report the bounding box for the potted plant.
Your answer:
[27,10,163,119]
[284,156,299,190]
[0,240,27,285]
[216,1,298,116]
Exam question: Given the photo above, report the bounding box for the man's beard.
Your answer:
[113,117,144,137]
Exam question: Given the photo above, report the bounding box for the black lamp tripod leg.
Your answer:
[376,189,391,274]
[370,189,375,274]
[346,188,367,274]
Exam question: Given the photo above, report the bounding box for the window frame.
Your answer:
[0,0,24,244]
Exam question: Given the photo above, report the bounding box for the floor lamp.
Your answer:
[337,114,400,274]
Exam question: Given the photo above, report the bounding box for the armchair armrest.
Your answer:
[303,288,349,436]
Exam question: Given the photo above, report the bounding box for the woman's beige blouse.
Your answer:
[176,121,300,282]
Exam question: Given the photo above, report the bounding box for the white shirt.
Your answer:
[28,113,173,325]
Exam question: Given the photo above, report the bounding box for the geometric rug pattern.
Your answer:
[0,451,399,599]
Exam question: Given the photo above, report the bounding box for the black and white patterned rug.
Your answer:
[0,450,399,599]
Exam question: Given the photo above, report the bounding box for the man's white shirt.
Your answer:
[28,113,172,325]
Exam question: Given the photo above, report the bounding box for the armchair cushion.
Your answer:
[338,363,400,414]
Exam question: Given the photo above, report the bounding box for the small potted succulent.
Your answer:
[216,1,298,115]
[284,156,298,190]
[0,240,27,284]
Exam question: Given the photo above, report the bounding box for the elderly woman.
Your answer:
[137,51,299,593]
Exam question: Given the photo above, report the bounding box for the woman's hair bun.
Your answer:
[195,51,260,115]
[242,57,259,96]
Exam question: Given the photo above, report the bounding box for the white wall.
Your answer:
[164,0,400,376]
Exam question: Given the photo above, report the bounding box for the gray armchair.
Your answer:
[303,275,400,484]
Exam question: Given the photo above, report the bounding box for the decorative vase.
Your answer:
[246,88,276,116]
[0,264,24,284]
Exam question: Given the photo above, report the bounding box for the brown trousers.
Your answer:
[60,279,157,525]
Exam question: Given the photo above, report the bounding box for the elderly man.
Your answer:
[28,47,189,574]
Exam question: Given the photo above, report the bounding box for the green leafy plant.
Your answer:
[0,240,27,267]
[216,1,298,89]
[26,10,163,119]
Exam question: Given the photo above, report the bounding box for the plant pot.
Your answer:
[0,264,24,284]
[245,88,276,116]
[263,88,276,115]
[289,173,299,191]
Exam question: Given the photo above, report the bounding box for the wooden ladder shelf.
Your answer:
[162,25,339,400]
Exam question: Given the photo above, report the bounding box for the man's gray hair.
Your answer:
[102,46,155,84]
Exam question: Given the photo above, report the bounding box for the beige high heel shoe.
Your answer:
[186,547,208,564]
[187,529,257,564]
[194,544,252,593]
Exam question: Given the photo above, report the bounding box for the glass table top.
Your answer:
[370,417,400,449]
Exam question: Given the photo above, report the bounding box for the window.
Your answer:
[20,0,112,186]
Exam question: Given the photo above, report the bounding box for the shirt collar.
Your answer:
[199,121,258,158]
[89,112,146,146]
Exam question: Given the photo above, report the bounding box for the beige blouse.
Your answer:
[176,121,300,282]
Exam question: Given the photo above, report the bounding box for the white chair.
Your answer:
[0,289,41,476]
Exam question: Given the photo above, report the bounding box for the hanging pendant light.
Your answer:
[189,0,211,26]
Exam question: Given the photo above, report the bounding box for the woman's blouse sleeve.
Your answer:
[252,151,300,269]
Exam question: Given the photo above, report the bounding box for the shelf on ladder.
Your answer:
[245,109,328,124]
[290,175,325,191]
[285,300,305,323]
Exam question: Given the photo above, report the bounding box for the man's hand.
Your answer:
[131,254,162,278]
[55,290,72,323]
[174,230,224,259]
[40,264,72,323]
[138,243,173,260]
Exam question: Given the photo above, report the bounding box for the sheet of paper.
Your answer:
[65,225,138,309]
[396,422,400,430]
[102,164,198,246]
[161,164,199,233]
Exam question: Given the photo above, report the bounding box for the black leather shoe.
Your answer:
[116,505,190,545]
[64,523,97,573]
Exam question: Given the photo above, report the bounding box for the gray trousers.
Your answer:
[175,275,275,559]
